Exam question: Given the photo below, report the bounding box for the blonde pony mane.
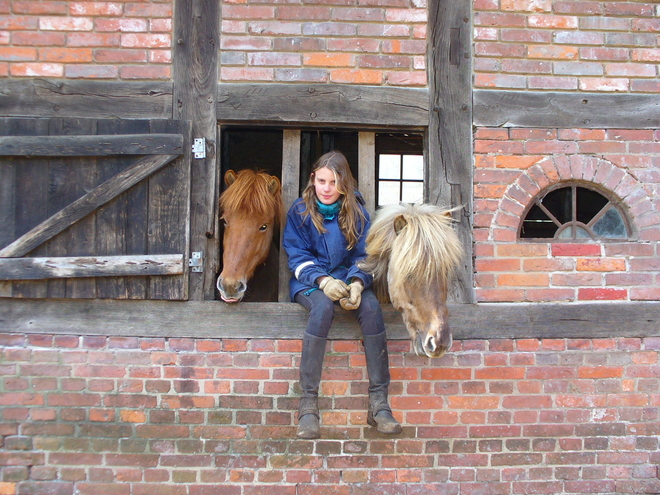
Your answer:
[360,203,463,302]
[220,170,283,226]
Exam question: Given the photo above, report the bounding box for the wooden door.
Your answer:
[0,118,192,300]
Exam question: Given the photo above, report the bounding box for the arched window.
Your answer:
[519,183,631,241]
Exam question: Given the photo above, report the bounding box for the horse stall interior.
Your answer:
[1,0,660,494]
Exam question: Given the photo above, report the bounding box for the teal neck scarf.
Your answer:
[316,200,341,220]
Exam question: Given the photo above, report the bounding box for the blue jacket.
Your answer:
[282,197,373,301]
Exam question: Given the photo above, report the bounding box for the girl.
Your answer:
[283,150,401,439]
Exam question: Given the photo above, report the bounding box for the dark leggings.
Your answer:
[294,288,385,339]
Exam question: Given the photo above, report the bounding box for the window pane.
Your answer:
[541,187,572,224]
[593,207,627,238]
[520,204,557,238]
[379,154,401,179]
[577,187,608,224]
[378,181,400,206]
[402,155,423,180]
[401,182,423,204]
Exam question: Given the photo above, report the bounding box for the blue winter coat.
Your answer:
[282,197,373,301]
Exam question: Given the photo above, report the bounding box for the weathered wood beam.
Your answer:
[0,154,179,258]
[0,79,173,119]
[217,84,429,127]
[279,130,301,302]
[0,133,183,156]
[0,255,184,280]
[474,90,660,129]
[173,0,220,301]
[428,0,474,303]
[1,299,658,340]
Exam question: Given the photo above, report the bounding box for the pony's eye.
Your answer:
[259,224,268,231]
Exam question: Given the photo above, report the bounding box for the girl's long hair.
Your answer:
[301,150,366,250]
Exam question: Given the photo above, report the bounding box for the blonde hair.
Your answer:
[301,150,366,250]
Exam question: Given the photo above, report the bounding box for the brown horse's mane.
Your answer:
[219,169,284,227]
[360,203,463,303]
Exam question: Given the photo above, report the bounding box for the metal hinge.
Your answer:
[192,138,206,159]
[189,251,203,272]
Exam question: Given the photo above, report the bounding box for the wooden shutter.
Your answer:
[0,118,191,300]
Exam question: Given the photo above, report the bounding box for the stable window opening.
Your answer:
[218,127,425,302]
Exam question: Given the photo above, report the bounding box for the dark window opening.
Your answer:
[520,184,630,241]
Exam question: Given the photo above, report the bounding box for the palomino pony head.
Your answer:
[217,169,283,303]
[360,203,463,358]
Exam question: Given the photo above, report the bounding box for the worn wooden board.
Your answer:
[474,90,660,129]
[173,0,220,301]
[95,119,151,299]
[0,79,173,119]
[428,0,474,303]
[217,84,429,128]
[358,132,376,218]
[9,119,50,298]
[45,118,98,299]
[0,133,184,156]
[279,130,301,302]
[0,154,179,259]
[147,121,192,301]
[0,255,184,280]
[1,299,658,340]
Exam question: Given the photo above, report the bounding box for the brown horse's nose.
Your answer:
[216,276,246,303]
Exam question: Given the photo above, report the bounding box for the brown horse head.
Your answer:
[360,203,463,358]
[217,169,283,303]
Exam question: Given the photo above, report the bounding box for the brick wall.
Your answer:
[474,128,660,303]
[474,0,660,93]
[219,0,428,86]
[0,1,172,79]
[1,333,659,494]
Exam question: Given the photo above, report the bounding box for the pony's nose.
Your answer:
[423,332,452,358]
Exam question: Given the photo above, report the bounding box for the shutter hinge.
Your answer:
[189,251,204,272]
[192,138,206,159]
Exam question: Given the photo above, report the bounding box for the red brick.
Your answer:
[578,288,628,301]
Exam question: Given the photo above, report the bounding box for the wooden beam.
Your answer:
[428,0,474,303]
[358,132,376,217]
[0,133,183,156]
[474,90,660,129]
[0,255,184,280]
[1,299,658,340]
[0,154,178,258]
[217,84,429,127]
[279,130,301,302]
[0,80,173,119]
[173,0,220,301]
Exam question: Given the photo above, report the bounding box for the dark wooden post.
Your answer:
[173,0,220,300]
[428,0,474,303]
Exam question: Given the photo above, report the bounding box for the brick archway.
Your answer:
[490,156,660,243]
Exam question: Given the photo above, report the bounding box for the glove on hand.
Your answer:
[340,282,364,310]
[319,277,349,301]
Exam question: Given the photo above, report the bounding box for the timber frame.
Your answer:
[1,0,660,340]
